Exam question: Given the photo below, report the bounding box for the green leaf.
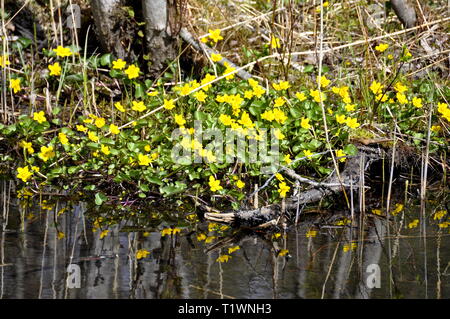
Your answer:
[135,83,145,98]
[95,192,107,205]
[100,53,113,66]
[343,144,358,156]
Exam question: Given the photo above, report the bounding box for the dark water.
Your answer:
[0,182,449,299]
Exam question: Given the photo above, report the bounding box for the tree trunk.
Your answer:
[391,0,417,28]
[142,0,179,77]
[90,0,128,59]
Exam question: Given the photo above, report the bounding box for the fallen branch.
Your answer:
[205,145,385,228]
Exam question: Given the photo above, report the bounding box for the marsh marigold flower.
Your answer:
[112,58,126,70]
[132,101,146,112]
[48,62,62,76]
[375,43,389,53]
[208,176,223,192]
[38,145,55,162]
[163,99,175,110]
[17,166,33,182]
[270,36,281,49]
[53,46,72,57]
[58,132,69,145]
[208,29,223,43]
[33,111,47,124]
[10,78,21,93]
[138,153,151,166]
[125,64,140,79]
[109,124,120,135]
[136,249,150,260]
[210,53,223,62]
[278,182,290,198]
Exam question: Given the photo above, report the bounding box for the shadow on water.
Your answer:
[0,180,449,299]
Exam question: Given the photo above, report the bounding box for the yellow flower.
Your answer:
[244,90,254,99]
[53,46,72,57]
[261,109,274,122]
[430,125,441,133]
[272,81,290,91]
[57,232,65,240]
[109,124,120,135]
[270,36,281,49]
[275,173,284,181]
[0,55,10,68]
[216,255,231,263]
[306,230,317,238]
[433,210,447,220]
[114,102,125,112]
[223,62,236,80]
[372,209,383,216]
[238,111,255,128]
[317,75,331,88]
[394,82,408,93]
[201,74,216,91]
[58,132,69,145]
[138,153,151,166]
[412,97,423,108]
[147,90,158,97]
[101,144,110,155]
[131,101,146,112]
[112,58,126,70]
[278,182,290,198]
[310,89,326,103]
[336,114,347,124]
[124,64,140,79]
[369,80,383,95]
[208,29,223,43]
[174,114,186,126]
[390,203,404,216]
[228,246,240,254]
[20,141,34,154]
[17,166,33,182]
[32,111,47,124]
[208,176,223,192]
[172,227,181,235]
[375,43,389,53]
[194,90,207,102]
[163,99,175,110]
[375,94,388,102]
[303,149,313,158]
[336,149,346,162]
[136,249,150,260]
[95,117,106,128]
[10,78,21,93]
[278,249,289,257]
[161,228,173,237]
[100,229,109,239]
[403,48,412,58]
[219,114,234,126]
[88,131,99,142]
[236,180,245,189]
[284,154,292,164]
[197,233,207,241]
[274,97,286,108]
[396,92,408,105]
[408,219,419,229]
[295,92,307,101]
[300,117,311,130]
[273,128,285,140]
[346,117,360,129]
[38,145,55,162]
[210,53,223,62]
[48,62,62,76]
[272,108,288,124]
